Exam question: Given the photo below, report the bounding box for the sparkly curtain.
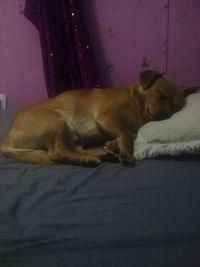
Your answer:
[24,0,101,97]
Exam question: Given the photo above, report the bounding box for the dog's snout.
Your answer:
[147,105,170,121]
[154,111,170,121]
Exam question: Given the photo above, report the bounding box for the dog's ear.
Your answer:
[183,86,199,97]
[140,70,162,90]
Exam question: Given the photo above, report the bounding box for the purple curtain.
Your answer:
[24,0,101,97]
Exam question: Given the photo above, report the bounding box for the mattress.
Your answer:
[0,109,200,267]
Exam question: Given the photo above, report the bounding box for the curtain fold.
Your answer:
[24,0,101,97]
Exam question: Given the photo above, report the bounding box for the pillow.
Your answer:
[134,92,200,160]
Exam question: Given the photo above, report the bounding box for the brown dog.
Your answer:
[0,70,191,166]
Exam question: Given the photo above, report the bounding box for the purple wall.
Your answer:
[0,0,47,108]
[168,0,200,86]
[83,0,163,87]
[0,0,199,108]
[83,0,200,88]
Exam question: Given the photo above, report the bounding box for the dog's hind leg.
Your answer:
[0,109,114,166]
[47,142,110,166]
[0,145,54,164]
[0,140,107,166]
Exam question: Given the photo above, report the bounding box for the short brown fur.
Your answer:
[0,70,191,166]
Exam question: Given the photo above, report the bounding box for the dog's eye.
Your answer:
[157,91,166,100]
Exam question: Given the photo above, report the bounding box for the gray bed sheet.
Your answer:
[0,109,200,267]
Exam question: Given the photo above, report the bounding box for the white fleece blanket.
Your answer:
[134,92,200,160]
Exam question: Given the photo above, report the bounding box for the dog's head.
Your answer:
[138,70,195,121]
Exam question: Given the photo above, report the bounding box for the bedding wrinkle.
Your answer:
[0,184,30,225]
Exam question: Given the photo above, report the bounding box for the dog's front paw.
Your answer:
[119,153,135,165]
[83,150,116,167]
[101,150,119,163]
[90,147,119,163]
[104,140,119,153]
[84,155,103,167]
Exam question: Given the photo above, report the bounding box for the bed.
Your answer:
[1,93,200,267]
